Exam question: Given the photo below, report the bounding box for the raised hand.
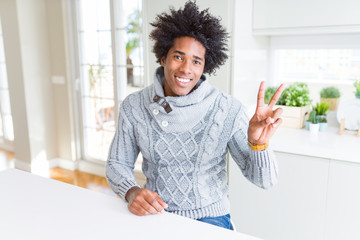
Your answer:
[248,81,285,145]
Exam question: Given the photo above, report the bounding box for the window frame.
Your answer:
[0,18,14,152]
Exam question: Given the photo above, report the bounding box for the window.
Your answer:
[270,34,360,102]
[73,0,145,161]
[0,18,14,149]
[275,49,360,84]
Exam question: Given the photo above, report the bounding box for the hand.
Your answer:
[125,186,168,216]
[248,81,285,145]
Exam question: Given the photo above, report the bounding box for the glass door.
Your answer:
[75,0,145,162]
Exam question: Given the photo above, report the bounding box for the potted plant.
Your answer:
[265,82,312,128]
[313,102,329,132]
[354,80,360,99]
[308,110,319,135]
[320,86,341,110]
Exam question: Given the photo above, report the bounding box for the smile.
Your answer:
[175,76,191,83]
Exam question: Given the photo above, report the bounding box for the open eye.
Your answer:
[194,60,201,65]
[174,55,182,60]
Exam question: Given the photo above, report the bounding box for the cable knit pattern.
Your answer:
[106,67,279,219]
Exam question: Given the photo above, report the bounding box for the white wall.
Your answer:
[0,0,60,172]
[0,0,32,168]
[231,0,269,109]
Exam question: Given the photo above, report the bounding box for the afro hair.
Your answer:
[149,1,229,75]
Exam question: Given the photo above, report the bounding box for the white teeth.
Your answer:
[176,77,190,83]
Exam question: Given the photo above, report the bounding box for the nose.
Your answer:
[179,59,191,74]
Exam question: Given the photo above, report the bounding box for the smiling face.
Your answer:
[161,37,206,97]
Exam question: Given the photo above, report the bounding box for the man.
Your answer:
[106,1,284,230]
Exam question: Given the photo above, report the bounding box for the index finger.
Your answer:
[268,84,285,108]
[145,192,168,212]
[154,193,168,209]
[256,81,266,108]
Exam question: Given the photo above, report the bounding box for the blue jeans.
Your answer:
[196,214,234,230]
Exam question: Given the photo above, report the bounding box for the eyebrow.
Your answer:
[172,50,204,62]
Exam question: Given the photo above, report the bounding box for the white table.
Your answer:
[0,169,261,240]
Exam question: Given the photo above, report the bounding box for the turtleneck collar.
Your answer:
[145,67,220,132]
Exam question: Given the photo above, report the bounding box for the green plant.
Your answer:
[283,83,312,106]
[354,80,360,99]
[320,86,340,98]
[318,117,327,123]
[126,9,141,58]
[88,64,105,91]
[264,82,311,107]
[309,110,318,124]
[125,9,141,86]
[264,87,278,104]
[282,83,312,106]
[313,102,329,116]
[313,102,329,123]
[126,38,140,57]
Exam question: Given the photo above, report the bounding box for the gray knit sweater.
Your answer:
[106,67,278,219]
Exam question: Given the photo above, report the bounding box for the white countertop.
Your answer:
[0,169,261,240]
[271,126,360,164]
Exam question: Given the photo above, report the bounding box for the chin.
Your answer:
[176,90,191,96]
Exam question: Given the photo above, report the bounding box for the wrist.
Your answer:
[125,186,141,202]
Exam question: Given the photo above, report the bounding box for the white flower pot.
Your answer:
[309,123,320,135]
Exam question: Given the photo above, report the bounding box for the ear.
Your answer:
[161,57,165,66]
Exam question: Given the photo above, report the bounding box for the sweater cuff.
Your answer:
[249,148,273,168]
[118,179,140,201]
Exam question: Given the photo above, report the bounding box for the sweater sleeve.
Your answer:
[227,104,279,189]
[106,102,140,200]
